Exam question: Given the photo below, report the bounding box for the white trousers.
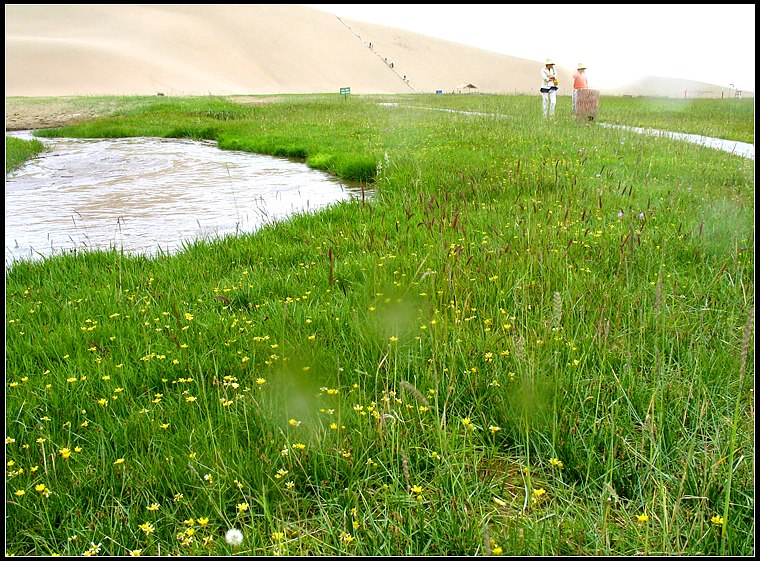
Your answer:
[572,89,579,114]
[542,90,556,117]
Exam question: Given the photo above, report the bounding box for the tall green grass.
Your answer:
[5,94,754,556]
[597,96,754,144]
[6,136,45,173]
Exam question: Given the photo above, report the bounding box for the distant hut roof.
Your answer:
[457,83,478,93]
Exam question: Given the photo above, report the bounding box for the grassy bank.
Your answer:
[6,135,46,174]
[597,96,754,144]
[5,94,754,556]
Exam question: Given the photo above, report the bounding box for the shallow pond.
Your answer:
[5,132,371,267]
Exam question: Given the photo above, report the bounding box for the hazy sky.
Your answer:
[308,4,755,92]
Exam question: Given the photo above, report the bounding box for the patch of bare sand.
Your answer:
[5,95,279,131]
[6,101,99,131]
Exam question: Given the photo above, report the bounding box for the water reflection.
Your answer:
[5,132,371,267]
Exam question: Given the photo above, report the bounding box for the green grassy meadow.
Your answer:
[5,94,754,556]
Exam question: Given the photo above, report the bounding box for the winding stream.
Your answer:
[5,132,370,267]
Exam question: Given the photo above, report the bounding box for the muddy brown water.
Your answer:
[5,132,371,267]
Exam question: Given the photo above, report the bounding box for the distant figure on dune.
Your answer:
[572,63,588,115]
[540,58,559,118]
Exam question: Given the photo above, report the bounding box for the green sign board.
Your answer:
[340,87,350,96]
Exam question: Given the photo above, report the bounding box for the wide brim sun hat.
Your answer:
[577,63,587,69]
[545,58,554,65]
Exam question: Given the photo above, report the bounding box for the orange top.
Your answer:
[573,70,588,89]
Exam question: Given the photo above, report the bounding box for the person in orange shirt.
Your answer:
[572,63,588,115]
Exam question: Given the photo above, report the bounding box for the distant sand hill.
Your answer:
[4,4,751,99]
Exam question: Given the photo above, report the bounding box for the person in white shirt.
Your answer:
[540,59,559,118]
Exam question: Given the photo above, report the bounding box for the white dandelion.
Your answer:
[225,528,244,547]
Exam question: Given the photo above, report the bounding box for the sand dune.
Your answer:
[4,4,749,99]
